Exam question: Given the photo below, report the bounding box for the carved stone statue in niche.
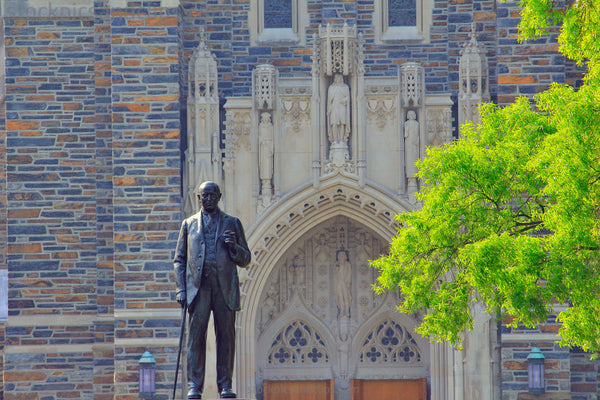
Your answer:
[258,112,274,207]
[333,249,352,318]
[327,73,351,144]
[355,232,372,266]
[404,110,420,200]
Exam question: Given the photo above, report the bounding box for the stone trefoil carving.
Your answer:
[359,319,422,364]
[267,320,329,366]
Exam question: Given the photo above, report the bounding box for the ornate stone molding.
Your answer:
[281,96,311,133]
[367,96,396,130]
[224,109,252,152]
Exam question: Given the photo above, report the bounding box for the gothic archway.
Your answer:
[235,176,420,398]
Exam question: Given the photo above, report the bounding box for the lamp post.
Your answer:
[527,347,545,394]
[139,350,156,398]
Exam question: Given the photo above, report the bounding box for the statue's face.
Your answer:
[199,183,221,212]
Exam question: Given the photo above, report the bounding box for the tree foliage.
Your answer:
[373,0,600,353]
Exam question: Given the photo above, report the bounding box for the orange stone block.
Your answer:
[8,243,42,253]
[115,233,146,242]
[498,75,537,84]
[37,32,60,39]
[135,95,178,102]
[53,252,79,259]
[124,60,141,66]
[5,371,47,382]
[7,120,40,131]
[473,11,496,21]
[146,46,166,55]
[143,56,178,63]
[145,16,178,26]
[124,103,150,112]
[8,208,41,218]
[273,59,302,66]
[7,47,32,57]
[56,295,88,302]
[127,19,145,26]
[64,103,83,111]
[134,130,178,139]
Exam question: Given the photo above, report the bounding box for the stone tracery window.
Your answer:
[359,319,422,364]
[267,320,330,365]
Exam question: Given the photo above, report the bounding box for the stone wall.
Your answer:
[0,0,591,399]
[3,1,183,399]
[501,316,600,400]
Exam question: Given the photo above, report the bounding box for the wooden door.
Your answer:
[263,379,335,400]
[350,378,427,400]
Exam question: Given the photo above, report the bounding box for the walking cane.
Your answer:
[173,302,187,400]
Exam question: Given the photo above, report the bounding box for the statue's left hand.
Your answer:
[223,230,236,248]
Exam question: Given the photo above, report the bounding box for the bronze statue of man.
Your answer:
[174,181,251,399]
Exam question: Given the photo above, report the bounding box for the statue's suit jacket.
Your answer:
[173,209,251,311]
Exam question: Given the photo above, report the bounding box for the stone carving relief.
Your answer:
[224,110,252,154]
[254,215,425,399]
[281,94,310,133]
[256,216,385,337]
[366,96,395,130]
[427,107,453,147]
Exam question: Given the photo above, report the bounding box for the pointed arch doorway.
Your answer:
[251,215,430,400]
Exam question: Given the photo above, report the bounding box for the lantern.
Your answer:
[138,350,156,398]
[527,347,545,394]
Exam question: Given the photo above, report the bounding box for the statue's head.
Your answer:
[198,181,221,212]
[407,110,417,121]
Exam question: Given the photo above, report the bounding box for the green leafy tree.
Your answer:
[373,0,600,354]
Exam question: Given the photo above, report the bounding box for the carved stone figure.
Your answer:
[404,110,420,200]
[404,110,420,179]
[327,73,351,144]
[333,249,352,318]
[258,112,274,206]
[174,181,251,399]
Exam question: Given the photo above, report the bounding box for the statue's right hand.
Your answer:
[176,292,186,307]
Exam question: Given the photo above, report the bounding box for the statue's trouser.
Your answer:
[188,271,236,393]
